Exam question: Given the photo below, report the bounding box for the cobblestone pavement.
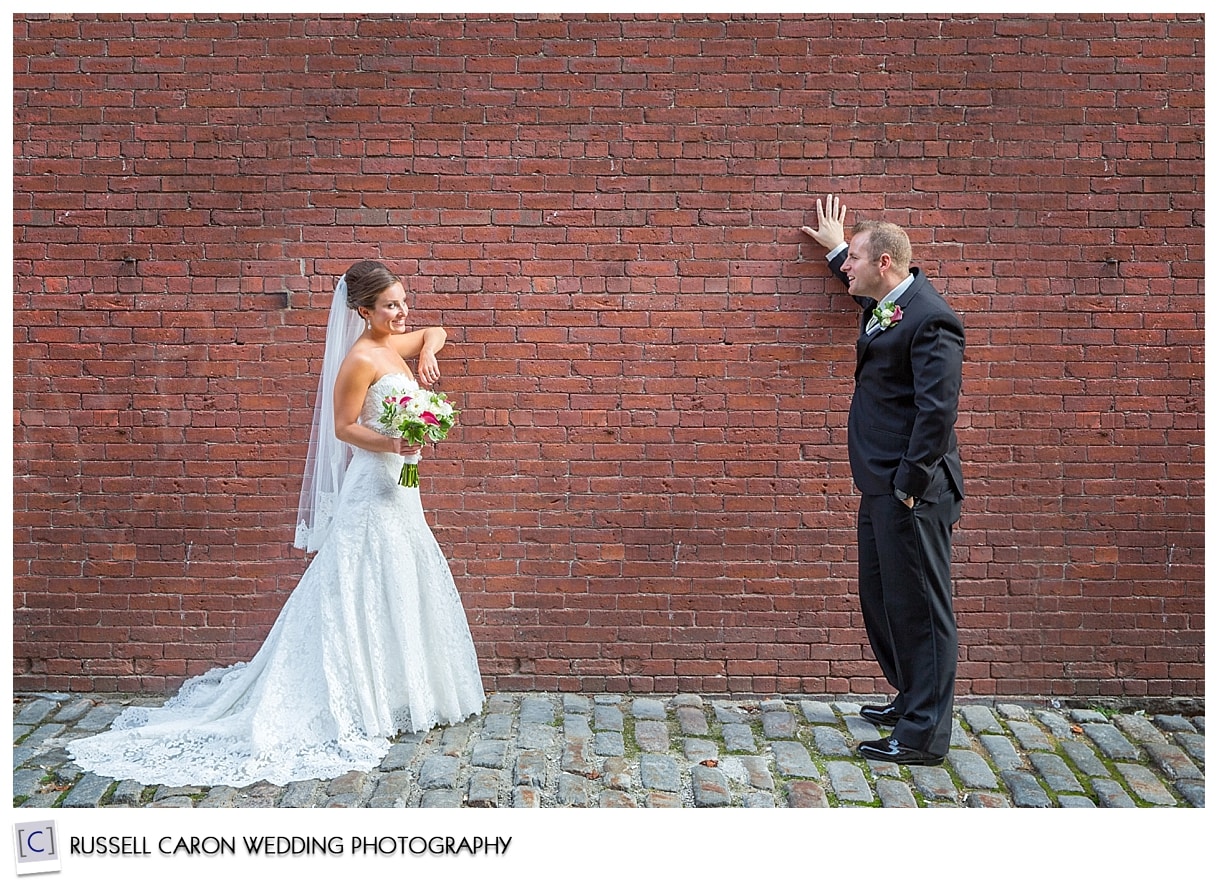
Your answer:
[13,692,1204,809]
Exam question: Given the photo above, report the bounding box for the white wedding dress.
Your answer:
[68,374,485,787]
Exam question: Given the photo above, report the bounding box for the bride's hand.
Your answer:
[418,349,440,386]
[386,437,423,457]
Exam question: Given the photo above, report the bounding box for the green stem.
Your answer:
[399,462,419,488]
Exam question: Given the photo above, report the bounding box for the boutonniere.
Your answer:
[872,302,903,330]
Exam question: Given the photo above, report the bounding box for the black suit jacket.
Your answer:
[829,251,964,502]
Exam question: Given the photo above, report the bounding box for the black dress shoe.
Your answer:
[857,737,945,766]
[859,704,902,727]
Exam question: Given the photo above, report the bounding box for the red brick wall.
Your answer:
[13,14,1204,699]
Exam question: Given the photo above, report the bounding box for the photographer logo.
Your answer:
[12,820,61,876]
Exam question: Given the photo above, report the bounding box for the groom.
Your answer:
[801,195,965,766]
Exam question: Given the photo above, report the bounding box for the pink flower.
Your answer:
[421,412,440,426]
[872,302,904,330]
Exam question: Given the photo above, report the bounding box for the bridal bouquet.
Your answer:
[376,387,458,487]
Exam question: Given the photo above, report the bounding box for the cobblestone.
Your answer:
[1144,741,1203,781]
[1007,720,1055,752]
[691,765,731,807]
[1061,740,1111,778]
[472,738,509,769]
[13,692,1203,810]
[978,734,1025,771]
[1029,752,1084,794]
[601,756,631,791]
[514,751,546,788]
[481,712,514,740]
[844,716,882,743]
[761,710,797,739]
[721,723,756,753]
[960,704,1003,734]
[519,696,555,724]
[1114,713,1168,744]
[61,772,114,808]
[712,702,745,724]
[418,755,459,789]
[14,699,56,727]
[739,755,774,790]
[1116,763,1177,806]
[771,740,819,778]
[563,695,592,715]
[1034,710,1077,741]
[812,726,851,758]
[368,771,411,808]
[1082,723,1140,761]
[594,705,624,731]
[630,698,666,720]
[800,700,838,724]
[1177,781,1205,808]
[909,765,957,802]
[560,736,594,774]
[996,703,1030,721]
[634,720,670,753]
[876,778,918,807]
[1002,770,1052,808]
[948,749,999,790]
[1153,714,1196,733]
[381,737,424,770]
[556,773,595,807]
[1175,732,1205,764]
[594,731,625,757]
[564,716,592,739]
[1092,777,1138,808]
[683,738,717,763]
[826,760,873,803]
[639,754,681,792]
[467,769,500,807]
[786,780,829,807]
[676,706,709,736]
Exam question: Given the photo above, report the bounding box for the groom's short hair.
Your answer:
[853,221,911,275]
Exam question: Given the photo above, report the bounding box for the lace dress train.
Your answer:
[68,374,484,787]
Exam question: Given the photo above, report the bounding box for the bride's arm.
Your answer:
[391,326,446,386]
[333,358,418,456]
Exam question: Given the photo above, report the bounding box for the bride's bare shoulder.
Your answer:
[336,344,379,386]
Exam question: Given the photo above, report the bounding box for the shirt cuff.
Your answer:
[826,242,847,261]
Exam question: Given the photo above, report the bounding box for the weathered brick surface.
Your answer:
[13,14,1203,698]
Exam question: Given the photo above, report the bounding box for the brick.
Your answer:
[11,12,1203,700]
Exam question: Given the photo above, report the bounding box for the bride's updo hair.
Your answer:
[343,260,400,312]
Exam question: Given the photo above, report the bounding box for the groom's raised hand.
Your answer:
[800,195,847,251]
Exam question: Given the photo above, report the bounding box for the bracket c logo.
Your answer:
[12,820,61,876]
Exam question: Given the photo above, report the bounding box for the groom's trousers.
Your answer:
[857,487,962,757]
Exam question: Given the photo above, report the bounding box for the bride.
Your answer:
[68,260,485,788]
